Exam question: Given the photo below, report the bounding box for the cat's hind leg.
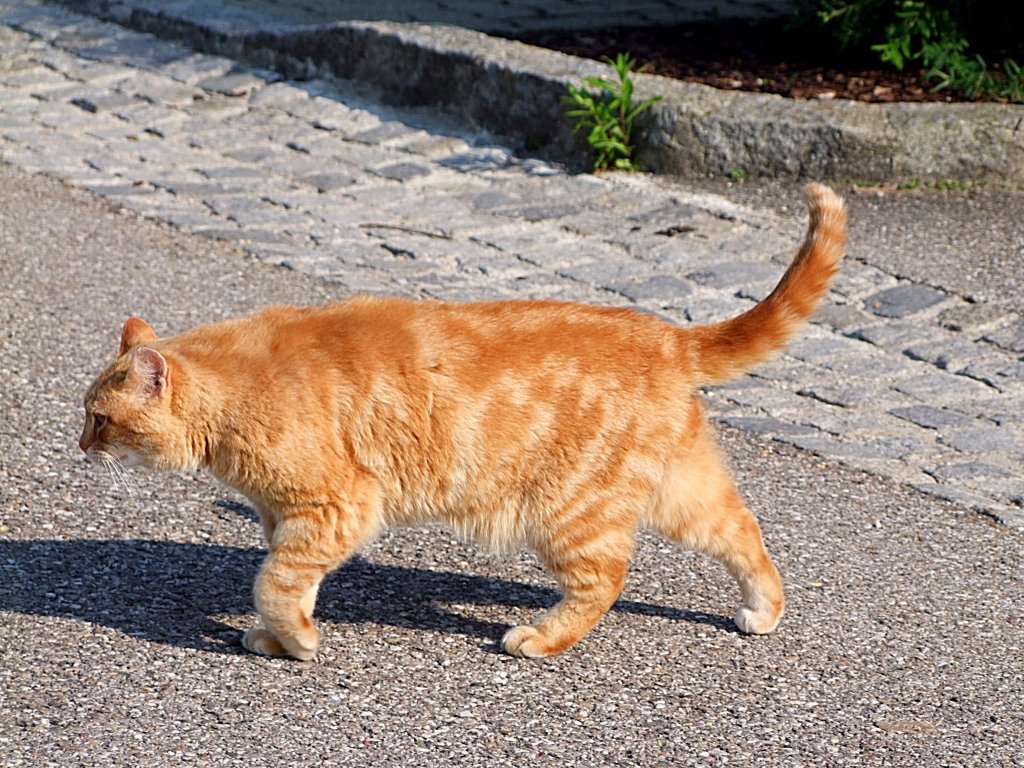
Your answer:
[647,415,785,635]
[501,511,635,658]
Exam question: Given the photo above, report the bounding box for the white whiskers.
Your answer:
[94,449,138,499]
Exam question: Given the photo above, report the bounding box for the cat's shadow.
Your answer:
[0,508,735,657]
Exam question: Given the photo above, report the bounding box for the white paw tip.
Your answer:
[501,626,550,658]
[734,606,782,635]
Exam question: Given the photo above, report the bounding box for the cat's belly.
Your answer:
[382,488,532,550]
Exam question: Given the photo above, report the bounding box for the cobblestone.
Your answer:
[606,274,692,304]
[938,302,1014,333]
[828,262,898,300]
[717,416,820,439]
[784,336,870,363]
[984,318,1024,353]
[927,461,1018,482]
[940,427,1024,457]
[965,395,1024,426]
[686,260,780,290]
[818,351,912,380]
[368,161,432,182]
[911,483,1022,524]
[0,0,1021,526]
[889,404,974,430]
[847,321,935,350]
[961,359,1024,391]
[198,71,268,96]
[903,337,1003,373]
[777,433,917,462]
[798,383,907,409]
[864,283,949,318]
[892,373,995,402]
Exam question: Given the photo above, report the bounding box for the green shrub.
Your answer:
[795,0,1024,101]
[564,53,662,172]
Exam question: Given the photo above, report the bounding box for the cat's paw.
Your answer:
[241,627,318,661]
[734,605,783,635]
[242,627,289,657]
[501,625,553,658]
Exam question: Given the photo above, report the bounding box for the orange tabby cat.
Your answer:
[80,183,846,660]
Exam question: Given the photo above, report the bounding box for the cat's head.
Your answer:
[80,317,191,472]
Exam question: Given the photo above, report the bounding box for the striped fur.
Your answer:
[80,183,846,660]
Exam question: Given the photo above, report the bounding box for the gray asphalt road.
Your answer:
[1,163,1022,766]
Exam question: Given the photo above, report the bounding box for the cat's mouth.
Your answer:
[84,445,143,470]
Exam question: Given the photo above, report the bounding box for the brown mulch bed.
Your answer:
[514,18,1004,104]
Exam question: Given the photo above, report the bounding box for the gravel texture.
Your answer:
[1,163,1023,766]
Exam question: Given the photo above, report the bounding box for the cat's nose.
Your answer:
[79,431,92,453]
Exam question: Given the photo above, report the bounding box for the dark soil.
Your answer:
[515,18,1009,104]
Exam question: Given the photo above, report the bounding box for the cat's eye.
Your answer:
[93,413,107,430]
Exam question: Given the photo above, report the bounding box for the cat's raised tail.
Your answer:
[687,182,847,386]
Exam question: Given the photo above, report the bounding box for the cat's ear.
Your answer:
[126,347,170,399]
[119,317,156,356]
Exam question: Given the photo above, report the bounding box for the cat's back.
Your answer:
[362,295,685,380]
[166,295,690,401]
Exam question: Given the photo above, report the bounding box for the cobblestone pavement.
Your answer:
[1,0,1021,526]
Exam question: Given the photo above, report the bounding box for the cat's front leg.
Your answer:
[242,545,326,661]
[241,486,382,661]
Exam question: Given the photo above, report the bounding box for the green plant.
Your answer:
[892,179,985,190]
[797,0,1024,102]
[867,1,962,71]
[925,50,1024,101]
[728,167,749,182]
[564,52,662,172]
